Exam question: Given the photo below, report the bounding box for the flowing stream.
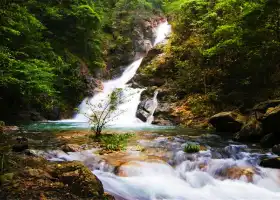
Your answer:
[71,21,171,126]
[39,130,280,200]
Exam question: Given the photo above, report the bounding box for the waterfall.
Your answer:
[71,22,171,126]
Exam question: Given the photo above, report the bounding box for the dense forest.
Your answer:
[1,0,280,123]
[163,0,280,115]
[0,0,163,123]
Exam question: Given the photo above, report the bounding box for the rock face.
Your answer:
[85,77,104,96]
[209,112,245,133]
[0,157,113,200]
[260,157,280,169]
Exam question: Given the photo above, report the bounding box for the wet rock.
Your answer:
[115,161,142,177]
[140,45,164,68]
[260,133,280,148]
[209,112,246,133]
[272,144,280,156]
[136,91,158,122]
[135,39,153,53]
[223,167,255,182]
[234,119,263,142]
[61,144,81,152]
[85,77,104,96]
[260,157,280,169]
[261,106,280,134]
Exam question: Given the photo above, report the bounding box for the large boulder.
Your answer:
[261,106,280,134]
[272,144,280,156]
[260,157,280,169]
[136,99,155,122]
[209,112,246,133]
[234,119,263,142]
[0,157,113,200]
[260,133,280,148]
[55,161,104,198]
[136,92,158,122]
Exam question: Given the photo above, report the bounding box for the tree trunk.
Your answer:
[95,127,102,137]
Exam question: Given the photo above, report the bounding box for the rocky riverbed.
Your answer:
[1,124,280,199]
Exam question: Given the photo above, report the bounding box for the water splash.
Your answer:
[42,134,280,200]
[71,22,171,126]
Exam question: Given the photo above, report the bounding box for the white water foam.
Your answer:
[42,137,280,200]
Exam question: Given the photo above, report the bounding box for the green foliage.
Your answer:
[0,0,161,122]
[86,88,125,136]
[184,143,200,153]
[90,133,134,151]
[160,0,280,111]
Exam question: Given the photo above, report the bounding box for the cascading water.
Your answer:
[72,22,172,126]
[42,133,280,200]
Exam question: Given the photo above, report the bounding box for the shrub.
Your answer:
[184,144,200,153]
[90,133,134,151]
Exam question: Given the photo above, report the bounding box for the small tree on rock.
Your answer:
[83,88,125,137]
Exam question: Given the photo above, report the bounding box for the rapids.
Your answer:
[39,131,280,200]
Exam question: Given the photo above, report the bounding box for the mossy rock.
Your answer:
[0,156,113,200]
[209,111,246,133]
[0,173,14,184]
[54,161,104,198]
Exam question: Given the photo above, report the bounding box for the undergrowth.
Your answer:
[90,133,134,151]
[184,143,200,153]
